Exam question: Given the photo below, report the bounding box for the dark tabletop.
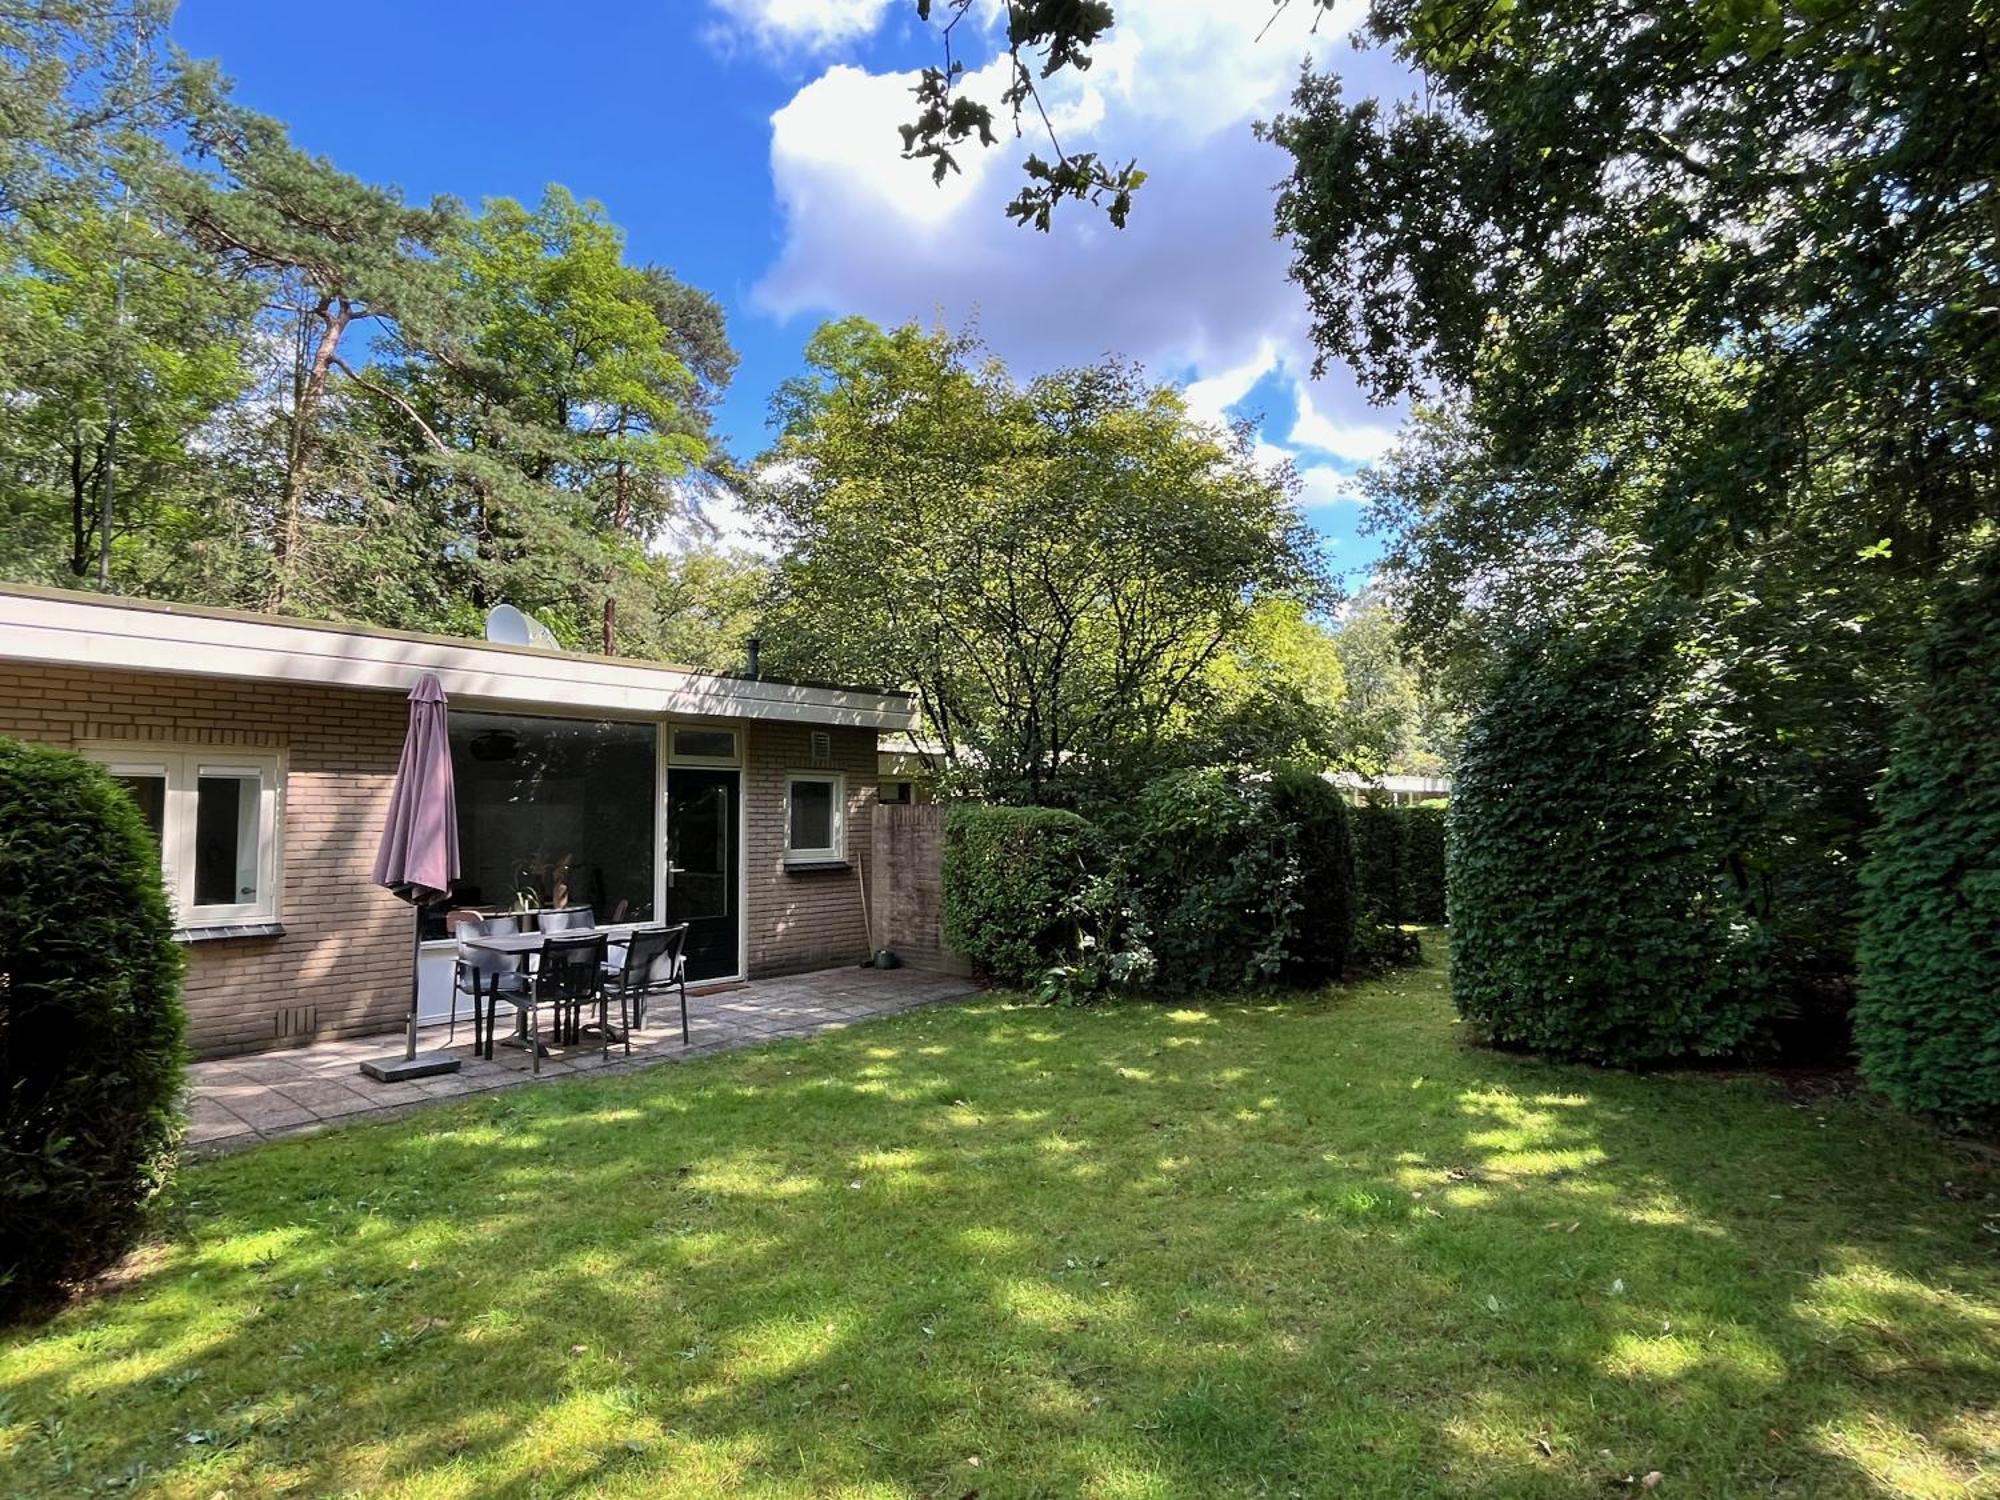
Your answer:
[458,927,624,956]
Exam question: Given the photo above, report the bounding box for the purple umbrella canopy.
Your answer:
[360,672,464,1080]
[373,673,459,905]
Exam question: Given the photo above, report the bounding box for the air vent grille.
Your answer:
[273,1004,318,1040]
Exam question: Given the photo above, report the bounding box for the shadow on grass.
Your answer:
[2,938,1995,1497]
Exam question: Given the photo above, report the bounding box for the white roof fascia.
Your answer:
[0,588,918,732]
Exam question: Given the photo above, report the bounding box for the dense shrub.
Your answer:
[1448,618,1774,1065]
[1123,766,1356,991]
[1401,804,1448,924]
[1,739,185,1317]
[1350,802,1420,966]
[1350,801,1450,963]
[1855,551,2000,1121]
[941,803,1101,987]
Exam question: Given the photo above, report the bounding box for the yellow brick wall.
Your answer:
[0,661,891,1057]
[742,721,879,975]
[0,660,413,1059]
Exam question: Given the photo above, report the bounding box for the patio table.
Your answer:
[460,926,632,1060]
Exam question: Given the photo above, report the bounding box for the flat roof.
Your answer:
[0,583,918,732]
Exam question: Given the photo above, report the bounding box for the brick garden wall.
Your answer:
[869,803,972,976]
[0,661,413,1060]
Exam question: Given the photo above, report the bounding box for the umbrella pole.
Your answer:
[359,900,461,1083]
[406,904,421,1061]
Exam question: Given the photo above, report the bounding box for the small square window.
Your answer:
[785,773,844,862]
[84,746,282,927]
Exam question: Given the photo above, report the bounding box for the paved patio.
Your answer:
[184,965,981,1153]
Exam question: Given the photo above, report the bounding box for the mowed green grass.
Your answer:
[4,941,1996,1498]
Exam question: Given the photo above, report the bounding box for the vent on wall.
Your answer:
[810,730,832,768]
[273,1004,318,1040]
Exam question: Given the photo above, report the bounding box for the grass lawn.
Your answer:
[3,940,1996,1498]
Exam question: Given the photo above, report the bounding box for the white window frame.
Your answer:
[82,744,284,927]
[667,724,741,766]
[784,771,845,864]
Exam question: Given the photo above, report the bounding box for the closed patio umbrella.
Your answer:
[359,672,463,1082]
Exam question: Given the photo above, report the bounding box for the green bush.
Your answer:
[1124,766,1356,991]
[1401,804,1448,924]
[1855,550,2000,1121]
[1448,618,1774,1065]
[1,739,185,1317]
[942,803,1101,987]
[1350,802,1420,967]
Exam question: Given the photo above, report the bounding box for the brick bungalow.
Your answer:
[0,583,917,1060]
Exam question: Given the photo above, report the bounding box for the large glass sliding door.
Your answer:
[424,711,658,936]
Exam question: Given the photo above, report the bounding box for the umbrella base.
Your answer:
[358,1052,462,1083]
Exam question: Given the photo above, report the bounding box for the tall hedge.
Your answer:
[1401,804,1448,924]
[1448,619,1773,1064]
[1350,801,1420,966]
[2,739,186,1317]
[941,803,1100,986]
[1351,801,1450,952]
[1124,766,1355,991]
[1855,551,2000,1121]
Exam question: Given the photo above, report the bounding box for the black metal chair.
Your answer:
[537,905,596,934]
[602,923,691,1044]
[497,932,607,1074]
[448,913,526,1051]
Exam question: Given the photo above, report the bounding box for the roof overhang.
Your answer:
[0,585,919,732]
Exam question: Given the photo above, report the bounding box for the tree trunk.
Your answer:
[602,422,630,656]
[68,433,91,577]
[268,297,351,611]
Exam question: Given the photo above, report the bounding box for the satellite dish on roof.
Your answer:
[485,603,561,651]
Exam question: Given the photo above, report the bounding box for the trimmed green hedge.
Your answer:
[1124,766,1356,991]
[1402,804,1447,924]
[1855,550,2000,1121]
[1448,618,1774,1064]
[2,738,186,1317]
[1351,801,1449,964]
[941,803,1100,987]
[1350,802,1420,966]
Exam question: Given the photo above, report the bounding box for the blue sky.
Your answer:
[172,1,1410,581]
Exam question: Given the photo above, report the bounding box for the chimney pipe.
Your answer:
[746,636,762,679]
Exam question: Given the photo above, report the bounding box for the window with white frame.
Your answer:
[784,772,844,863]
[83,746,283,927]
[669,725,739,765]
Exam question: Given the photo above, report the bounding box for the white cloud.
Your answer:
[1182,340,1278,428]
[747,1,1414,534]
[705,0,896,58]
[1295,463,1362,511]
[1288,385,1401,466]
[654,477,777,558]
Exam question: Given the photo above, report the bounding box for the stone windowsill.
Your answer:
[175,921,286,943]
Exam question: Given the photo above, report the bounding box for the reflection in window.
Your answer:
[114,774,167,849]
[671,727,737,762]
[429,712,657,937]
[194,773,259,906]
[786,774,842,860]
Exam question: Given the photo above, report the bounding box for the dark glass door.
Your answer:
[666,767,739,981]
